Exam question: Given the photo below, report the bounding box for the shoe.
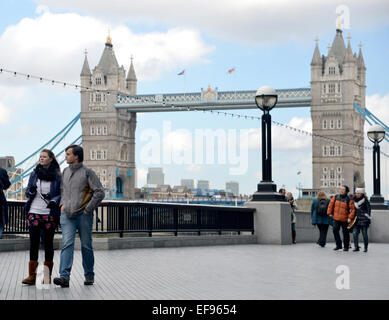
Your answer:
[343,248,349,252]
[22,261,39,285]
[53,276,69,288]
[333,246,342,251]
[84,276,94,285]
[43,261,53,284]
[319,243,325,247]
[353,247,360,252]
[364,247,368,252]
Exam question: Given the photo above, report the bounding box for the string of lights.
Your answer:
[1,66,388,158]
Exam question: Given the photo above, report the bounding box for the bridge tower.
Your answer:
[310,27,366,194]
[80,34,137,199]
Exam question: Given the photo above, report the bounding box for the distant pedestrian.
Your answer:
[279,188,286,199]
[22,150,61,285]
[54,145,104,288]
[310,190,332,247]
[0,166,11,239]
[352,188,371,252]
[286,192,297,244]
[327,185,355,252]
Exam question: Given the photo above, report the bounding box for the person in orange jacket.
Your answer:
[327,185,356,251]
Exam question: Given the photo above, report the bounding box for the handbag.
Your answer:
[81,184,93,210]
[347,216,357,229]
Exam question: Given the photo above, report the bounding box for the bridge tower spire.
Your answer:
[80,34,137,199]
[310,28,366,194]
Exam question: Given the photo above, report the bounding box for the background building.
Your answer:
[147,168,165,185]
[197,180,210,195]
[181,179,195,189]
[226,181,239,197]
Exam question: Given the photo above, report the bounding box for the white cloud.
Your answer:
[136,167,148,187]
[35,0,389,45]
[0,8,214,84]
[186,164,202,173]
[0,101,12,124]
[366,94,389,129]
[247,117,312,150]
[364,93,389,197]
[162,129,192,153]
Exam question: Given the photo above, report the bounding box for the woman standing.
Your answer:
[311,191,332,247]
[286,192,298,244]
[352,188,371,252]
[22,149,61,285]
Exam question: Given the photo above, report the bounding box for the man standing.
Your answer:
[327,185,355,252]
[54,145,104,287]
[0,166,11,239]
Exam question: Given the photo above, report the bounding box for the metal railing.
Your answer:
[3,200,255,237]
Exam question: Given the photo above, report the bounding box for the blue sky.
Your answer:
[0,0,389,197]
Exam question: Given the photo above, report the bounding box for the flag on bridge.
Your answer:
[227,67,235,74]
[177,69,185,76]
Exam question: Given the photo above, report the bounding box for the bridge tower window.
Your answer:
[116,177,123,199]
[337,146,342,156]
[337,119,342,129]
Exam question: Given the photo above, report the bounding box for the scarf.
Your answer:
[354,197,365,210]
[35,164,58,182]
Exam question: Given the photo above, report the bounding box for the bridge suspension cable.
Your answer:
[6,114,81,199]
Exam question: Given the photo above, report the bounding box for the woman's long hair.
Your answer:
[37,149,60,171]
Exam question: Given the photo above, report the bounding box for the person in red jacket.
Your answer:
[327,185,356,251]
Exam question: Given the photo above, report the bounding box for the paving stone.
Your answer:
[0,243,388,300]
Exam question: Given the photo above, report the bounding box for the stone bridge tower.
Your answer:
[80,34,137,199]
[310,27,366,195]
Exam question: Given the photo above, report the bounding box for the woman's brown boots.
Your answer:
[22,261,54,285]
[22,261,38,285]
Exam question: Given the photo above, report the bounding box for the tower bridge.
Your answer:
[79,27,367,199]
[115,87,312,112]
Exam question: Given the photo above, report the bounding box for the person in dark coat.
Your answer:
[21,149,61,285]
[0,166,11,239]
[311,190,332,247]
[352,188,371,252]
[286,192,298,244]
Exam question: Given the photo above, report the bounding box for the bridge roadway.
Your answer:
[115,88,311,112]
[0,242,388,300]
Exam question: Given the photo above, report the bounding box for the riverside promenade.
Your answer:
[0,243,388,300]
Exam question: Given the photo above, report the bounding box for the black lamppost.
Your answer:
[367,125,388,209]
[252,86,285,201]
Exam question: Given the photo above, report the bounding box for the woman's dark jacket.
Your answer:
[24,168,62,217]
[0,167,11,225]
[311,198,333,226]
[354,197,371,227]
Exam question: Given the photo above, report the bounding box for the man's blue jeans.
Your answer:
[59,212,94,280]
[0,221,3,239]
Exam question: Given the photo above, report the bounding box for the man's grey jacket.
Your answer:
[60,163,105,219]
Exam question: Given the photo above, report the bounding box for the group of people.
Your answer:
[0,145,105,287]
[279,185,371,252]
[310,185,371,252]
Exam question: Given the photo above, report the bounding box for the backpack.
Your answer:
[317,199,328,217]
